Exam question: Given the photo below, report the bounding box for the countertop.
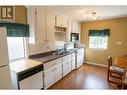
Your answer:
[9,47,85,74]
[31,50,75,63]
[9,59,42,73]
[9,50,76,74]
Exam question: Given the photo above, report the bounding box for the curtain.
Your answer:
[89,29,110,36]
[0,22,29,37]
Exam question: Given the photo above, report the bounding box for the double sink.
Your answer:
[31,49,75,63]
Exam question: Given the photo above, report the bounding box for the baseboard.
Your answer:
[85,61,108,68]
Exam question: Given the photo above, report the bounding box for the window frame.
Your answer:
[7,37,29,62]
[88,36,109,50]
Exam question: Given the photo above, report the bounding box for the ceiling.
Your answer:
[47,6,127,22]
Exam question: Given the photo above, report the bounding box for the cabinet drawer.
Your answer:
[43,58,62,70]
[63,54,71,61]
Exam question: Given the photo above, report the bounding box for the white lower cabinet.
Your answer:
[44,67,55,89]
[76,48,84,69]
[71,53,76,70]
[43,53,76,89]
[54,64,62,83]
[19,71,43,89]
[63,59,72,77]
[44,59,62,89]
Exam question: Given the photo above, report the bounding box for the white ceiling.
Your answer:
[47,6,127,22]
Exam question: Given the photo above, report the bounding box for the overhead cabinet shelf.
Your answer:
[55,26,67,33]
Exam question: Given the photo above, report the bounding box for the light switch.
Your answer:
[116,41,122,45]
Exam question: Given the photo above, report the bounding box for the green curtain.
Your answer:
[0,22,29,37]
[89,29,110,36]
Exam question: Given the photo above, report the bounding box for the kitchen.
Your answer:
[0,6,127,90]
[0,6,85,89]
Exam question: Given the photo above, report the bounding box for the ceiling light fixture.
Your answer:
[82,10,102,20]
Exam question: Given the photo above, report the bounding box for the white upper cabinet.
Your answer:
[66,19,81,41]
[46,11,55,43]
[71,21,81,33]
[55,14,68,28]
[36,7,46,44]
[66,19,71,41]
[27,7,46,44]
[27,7,37,44]
[27,7,56,51]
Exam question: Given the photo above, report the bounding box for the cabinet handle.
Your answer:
[52,68,56,72]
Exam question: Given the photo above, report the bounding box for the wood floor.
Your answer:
[49,64,118,89]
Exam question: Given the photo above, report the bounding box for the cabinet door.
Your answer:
[72,21,80,33]
[80,49,84,64]
[46,11,55,42]
[71,53,76,70]
[62,16,68,27]
[77,49,84,68]
[56,15,61,27]
[72,58,76,70]
[63,60,72,77]
[44,67,55,89]
[77,57,83,68]
[36,8,46,43]
[54,64,62,83]
[56,15,67,27]
[66,19,71,41]
[19,71,43,89]
[27,7,36,44]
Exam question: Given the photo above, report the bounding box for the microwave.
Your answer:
[64,42,74,52]
[70,33,79,42]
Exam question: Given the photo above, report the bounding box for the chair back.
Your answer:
[107,56,112,68]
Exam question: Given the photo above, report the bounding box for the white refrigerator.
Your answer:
[0,27,12,89]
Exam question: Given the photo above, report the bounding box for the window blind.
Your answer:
[7,37,25,61]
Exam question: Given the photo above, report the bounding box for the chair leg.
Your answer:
[121,75,125,89]
[107,71,110,81]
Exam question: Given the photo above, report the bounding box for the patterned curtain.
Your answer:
[89,29,110,36]
[0,21,29,37]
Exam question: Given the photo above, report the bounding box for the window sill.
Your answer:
[88,48,107,51]
[9,58,26,63]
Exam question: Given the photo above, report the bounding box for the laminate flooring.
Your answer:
[49,64,118,89]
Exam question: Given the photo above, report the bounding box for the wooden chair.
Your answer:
[107,56,126,89]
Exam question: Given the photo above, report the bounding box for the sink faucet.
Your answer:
[56,49,60,56]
